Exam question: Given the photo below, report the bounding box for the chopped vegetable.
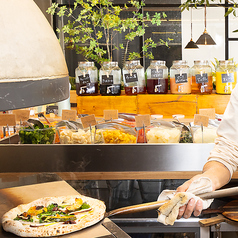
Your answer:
[19,124,55,144]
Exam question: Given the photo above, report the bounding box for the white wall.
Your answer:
[182,5,225,68]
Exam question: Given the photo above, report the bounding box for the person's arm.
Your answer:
[176,84,238,219]
[176,161,230,219]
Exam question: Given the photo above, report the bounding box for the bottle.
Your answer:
[122,60,146,95]
[216,60,237,94]
[170,60,192,94]
[75,61,98,96]
[99,61,121,96]
[146,60,168,94]
[191,60,213,94]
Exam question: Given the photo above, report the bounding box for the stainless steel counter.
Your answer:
[0,143,215,173]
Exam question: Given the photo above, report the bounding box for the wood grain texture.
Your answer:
[137,94,197,117]
[1,171,238,181]
[74,92,230,117]
[197,94,231,115]
[77,95,137,117]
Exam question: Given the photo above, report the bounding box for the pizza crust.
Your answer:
[2,195,106,237]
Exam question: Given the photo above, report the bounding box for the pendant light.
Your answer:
[185,8,199,49]
[0,0,69,111]
[196,4,216,45]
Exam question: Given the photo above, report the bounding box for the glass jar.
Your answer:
[122,60,146,95]
[75,61,98,96]
[170,60,192,94]
[191,60,213,94]
[216,60,237,94]
[146,60,168,94]
[99,61,121,96]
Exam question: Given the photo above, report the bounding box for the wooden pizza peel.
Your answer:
[200,200,238,227]
[0,180,116,238]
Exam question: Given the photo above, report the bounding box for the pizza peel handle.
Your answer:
[105,200,166,218]
[199,186,238,199]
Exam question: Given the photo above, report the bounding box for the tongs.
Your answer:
[105,186,238,218]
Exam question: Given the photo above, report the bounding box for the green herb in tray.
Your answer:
[19,124,55,144]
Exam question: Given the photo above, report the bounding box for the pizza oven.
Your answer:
[0,0,69,112]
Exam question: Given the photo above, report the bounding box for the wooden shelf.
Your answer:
[70,91,231,117]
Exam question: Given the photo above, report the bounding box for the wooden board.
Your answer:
[75,92,230,117]
[77,95,137,117]
[0,181,111,238]
[197,94,231,115]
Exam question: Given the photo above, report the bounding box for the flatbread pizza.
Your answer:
[2,194,106,237]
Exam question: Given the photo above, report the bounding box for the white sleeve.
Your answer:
[207,84,238,177]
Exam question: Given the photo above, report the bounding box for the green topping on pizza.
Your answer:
[14,198,91,224]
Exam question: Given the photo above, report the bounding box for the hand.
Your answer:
[176,176,204,219]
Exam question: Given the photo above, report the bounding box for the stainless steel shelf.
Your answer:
[0,143,215,173]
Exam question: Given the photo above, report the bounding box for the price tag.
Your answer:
[13,109,30,122]
[0,114,16,126]
[104,110,118,120]
[81,115,97,129]
[199,108,216,120]
[62,110,77,121]
[135,115,151,128]
[193,114,209,127]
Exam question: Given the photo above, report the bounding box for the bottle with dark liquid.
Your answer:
[75,61,98,96]
[99,61,121,96]
[146,60,168,94]
[123,60,146,95]
[191,60,213,94]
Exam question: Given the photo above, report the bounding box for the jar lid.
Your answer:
[151,60,166,66]
[102,61,118,67]
[194,60,209,65]
[78,61,94,67]
[219,60,234,65]
[172,60,187,65]
[125,60,140,66]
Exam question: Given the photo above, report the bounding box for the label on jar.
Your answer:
[78,74,90,84]
[222,73,234,83]
[151,69,163,78]
[102,75,113,85]
[195,73,208,84]
[124,73,138,83]
[175,73,188,84]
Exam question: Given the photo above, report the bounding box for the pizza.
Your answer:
[2,194,106,237]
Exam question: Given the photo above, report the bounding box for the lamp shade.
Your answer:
[196,30,216,45]
[0,0,69,111]
[185,39,199,49]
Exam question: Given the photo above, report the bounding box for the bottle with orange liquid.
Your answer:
[216,60,237,94]
[170,60,192,94]
[191,60,213,94]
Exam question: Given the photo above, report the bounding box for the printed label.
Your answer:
[175,73,188,84]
